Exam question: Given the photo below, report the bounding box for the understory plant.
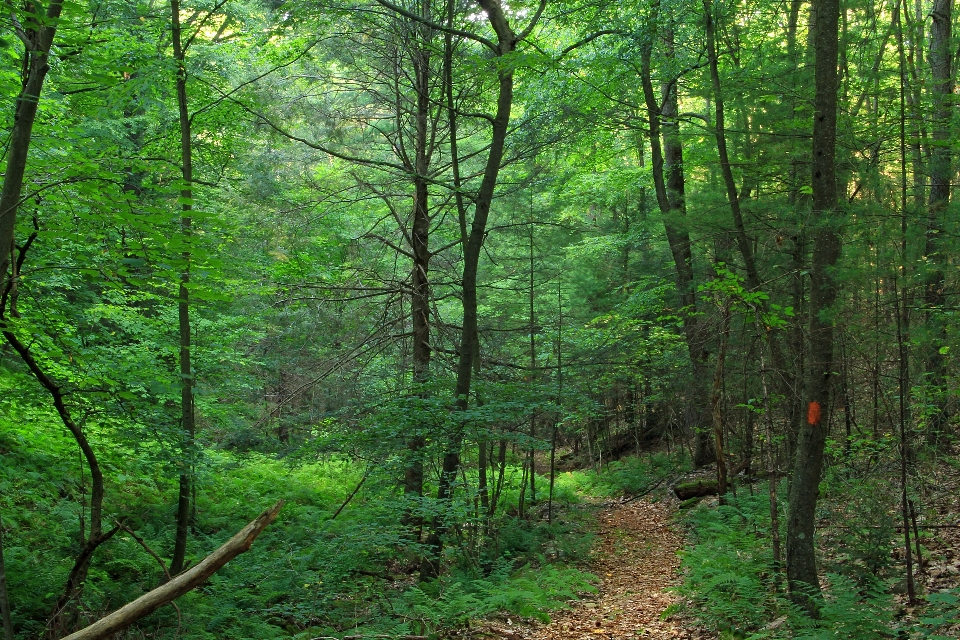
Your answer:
[675,490,959,639]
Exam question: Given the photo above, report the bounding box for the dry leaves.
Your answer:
[510,499,710,640]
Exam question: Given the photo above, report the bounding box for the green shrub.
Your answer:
[676,489,959,639]
[565,451,687,497]
[387,560,596,634]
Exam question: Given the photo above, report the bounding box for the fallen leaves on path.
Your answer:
[507,498,708,640]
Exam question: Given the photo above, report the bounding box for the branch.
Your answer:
[211,91,407,173]
[60,502,283,640]
[330,472,368,521]
[516,0,548,42]
[557,29,624,59]
[189,39,323,122]
[372,0,497,52]
[182,0,230,53]
[116,522,172,582]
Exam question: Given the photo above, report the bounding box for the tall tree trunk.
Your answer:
[711,303,731,496]
[703,0,760,290]
[404,0,435,540]
[170,0,196,577]
[704,0,800,472]
[924,0,951,438]
[420,0,528,578]
[639,9,713,467]
[786,0,841,612]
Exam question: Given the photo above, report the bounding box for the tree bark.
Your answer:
[170,0,196,577]
[924,0,951,438]
[786,0,841,612]
[0,1,66,283]
[403,0,436,541]
[703,0,760,290]
[60,502,283,640]
[420,0,528,579]
[638,9,713,467]
[0,518,13,640]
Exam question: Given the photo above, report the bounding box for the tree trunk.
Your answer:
[170,0,196,577]
[703,0,760,290]
[0,1,66,283]
[420,0,523,579]
[786,0,841,612]
[404,0,435,541]
[924,0,951,439]
[60,502,282,640]
[711,304,731,496]
[639,10,713,467]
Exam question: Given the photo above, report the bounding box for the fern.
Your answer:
[389,560,597,632]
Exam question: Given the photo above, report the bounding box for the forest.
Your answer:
[1,0,960,637]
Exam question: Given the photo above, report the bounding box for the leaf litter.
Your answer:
[484,497,709,640]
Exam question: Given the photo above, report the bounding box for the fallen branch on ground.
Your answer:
[61,501,283,640]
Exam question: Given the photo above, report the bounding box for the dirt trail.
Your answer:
[519,498,704,640]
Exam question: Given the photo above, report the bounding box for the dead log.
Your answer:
[673,479,719,500]
[61,501,283,640]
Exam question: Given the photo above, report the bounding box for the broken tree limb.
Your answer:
[61,501,283,640]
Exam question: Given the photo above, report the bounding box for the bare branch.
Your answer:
[372,0,498,52]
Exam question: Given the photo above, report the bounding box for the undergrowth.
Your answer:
[566,451,688,497]
[3,409,606,639]
[675,490,959,639]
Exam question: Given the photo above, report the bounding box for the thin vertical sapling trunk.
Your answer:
[895,17,916,594]
[169,0,196,577]
[711,302,731,496]
[548,282,562,524]
[528,214,536,506]
[923,0,951,439]
[896,280,916,602]
[0,516,13,640]
[756,314,783,589]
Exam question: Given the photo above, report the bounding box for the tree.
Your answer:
[0,0,65,282]
[922,0,951,438]
[420,0,543,578]
[168,0,198,577]
[639,1,713,467]
[786,0,842,609]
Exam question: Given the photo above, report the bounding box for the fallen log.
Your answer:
[673,479,719,500]
[61,501,283,640]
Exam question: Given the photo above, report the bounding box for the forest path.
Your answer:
[515,497,704,640]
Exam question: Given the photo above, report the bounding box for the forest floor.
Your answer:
[480,496,708,640]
